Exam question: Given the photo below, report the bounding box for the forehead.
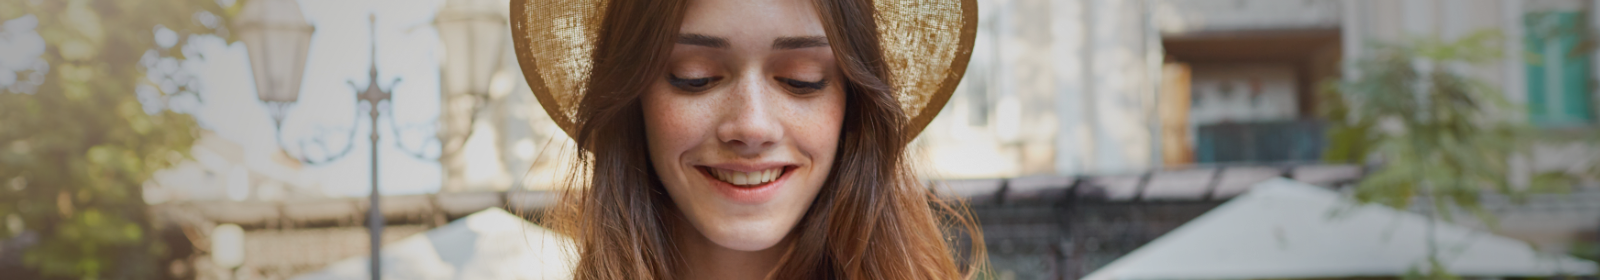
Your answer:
[679,0,824,40]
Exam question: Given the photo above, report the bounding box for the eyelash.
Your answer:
[668,74,720,92]
[776,77,828,95]
[666,75,828,94]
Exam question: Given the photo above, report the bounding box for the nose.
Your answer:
[716,75,783,156]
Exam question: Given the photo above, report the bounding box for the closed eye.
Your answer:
[668,74,721,92]
[775,77,827,95]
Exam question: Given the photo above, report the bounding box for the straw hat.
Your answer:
[510,0,977,140]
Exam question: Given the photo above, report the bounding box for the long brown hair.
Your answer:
[540,0,985,279]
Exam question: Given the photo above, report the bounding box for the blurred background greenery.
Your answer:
[1,0,235,278]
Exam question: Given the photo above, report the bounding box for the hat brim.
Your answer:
[511,0,977,141]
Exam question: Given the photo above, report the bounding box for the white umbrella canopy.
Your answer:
[294,207,573,280]
[1084,178,1597,280]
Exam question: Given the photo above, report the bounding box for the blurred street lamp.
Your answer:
[238,1,396,279]
[434,0,510,191]
[238,0,511,277]
[436,0,508,100]
[236,0,314,128]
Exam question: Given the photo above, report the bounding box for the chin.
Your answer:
[700,220,792,252]
[668,181,812,252]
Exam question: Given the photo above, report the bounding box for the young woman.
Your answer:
[511,0,981,278]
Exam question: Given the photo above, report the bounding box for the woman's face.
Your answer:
[641,0,844,252]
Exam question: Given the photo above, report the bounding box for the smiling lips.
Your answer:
[698,165,791,204]
[707,167,784,187]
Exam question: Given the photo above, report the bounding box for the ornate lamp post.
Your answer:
[347,18,399,280]
[240,0,510,278]
[434,0,511,191]
[238,1,395,279]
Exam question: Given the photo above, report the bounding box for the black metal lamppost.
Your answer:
[238,1,394,278]
[238,0,510,278]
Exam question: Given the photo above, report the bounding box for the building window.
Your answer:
[1525,11,1596,126]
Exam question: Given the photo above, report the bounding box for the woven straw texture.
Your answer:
[511,0,976,139]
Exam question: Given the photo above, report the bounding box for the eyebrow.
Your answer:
[676,33,830,50]
[677,33,730,48]
[772,36,829,50]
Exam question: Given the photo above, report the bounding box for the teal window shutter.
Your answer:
[1525,11,1596,126]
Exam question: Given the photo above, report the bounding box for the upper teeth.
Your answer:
[710,168,782,186]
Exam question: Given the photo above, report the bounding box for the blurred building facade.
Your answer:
[912,0,1599,176]
[135,129,554,279]
[909,0,1346,178]
[911,0,1600,278]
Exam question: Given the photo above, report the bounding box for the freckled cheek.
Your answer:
[786,91,847,165]
[642,89,711,165]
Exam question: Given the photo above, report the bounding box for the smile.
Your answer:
[706,167,784,186]
[696,165,795,204]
